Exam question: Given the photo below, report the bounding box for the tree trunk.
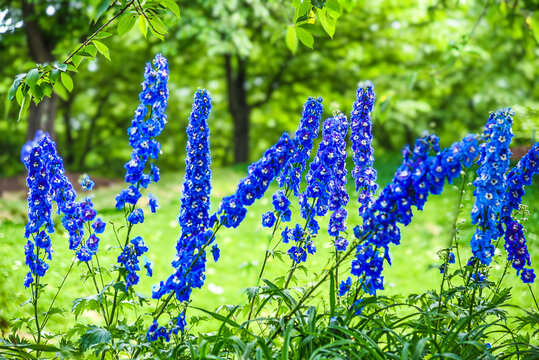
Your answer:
[21,0,57,141]
[225,54,251,164]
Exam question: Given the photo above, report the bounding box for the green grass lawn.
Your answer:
[0,153,538,336]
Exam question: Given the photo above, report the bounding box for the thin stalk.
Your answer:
[246,211,284,329]
[41,257,76,329]
[467,262,480,332]
[528,285,539,311]
[283,197,317,290]
[86,262,110,327]
[434,173,466,342]
[33,247,42,347]
[334,245,339,305]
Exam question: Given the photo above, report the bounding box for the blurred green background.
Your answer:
[0,0,538,334]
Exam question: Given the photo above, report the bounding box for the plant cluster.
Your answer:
[1,54,538,359]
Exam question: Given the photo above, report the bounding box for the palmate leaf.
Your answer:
[79,326,111,352]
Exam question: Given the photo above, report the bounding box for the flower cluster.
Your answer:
[23,134,77,287]
[499,142,537,282]
[343,133,479,295]
[150,90,213,339]
[115,53,168,211]
[470,110,513,265]
[326,113,350,243]
[287,114,349,263]
[218,133,294,228]
[350,85,378,216]
[277,97,324,196]
[117,236,150,290]
[504,221,534,283]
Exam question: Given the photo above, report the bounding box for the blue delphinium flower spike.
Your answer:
[470,110,513,265]
[350,85,378,217]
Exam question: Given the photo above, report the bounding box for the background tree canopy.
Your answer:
[0,0,538,178]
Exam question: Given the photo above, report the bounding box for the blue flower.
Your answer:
[261,211,276,228]
[118,236,149,290]
[144,257,153,277]
[211,244,220,262]
[79,174,95,190]
[521,269,535,283]
[127,208,144,224]
[338,276,352,296]
[148,193,158,213]
[92,218,106,234]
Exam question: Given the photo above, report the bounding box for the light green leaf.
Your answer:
[53,81,68,100]
[57,63,68,72]
[326,0,341,15]
[71,54,83,68]
[41,82,53,98]
[529,14,539,43]
[94,0,110,21]
[162,0,180,18]
[61,72,73,92]
[148,14,168,37]
[26,68,40,90]
[320,11,336,38]
[92,40,110,60]
[286,26,298,54]
[18,93,31,122]
[296,27,314,48]
[117,12,137,36]
[138,15,147,38]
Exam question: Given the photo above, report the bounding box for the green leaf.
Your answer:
[138,15,147,38]
[148,14,168,37]
[320,11,336,38]
[296,0,312,22]
[70,54,84,68]
[162,0,180,18]
[8,77,21,101]
[94,0,110,21]
[56,63,68,72]
[530,14,539,43]
[41,82,53,98]
[18,93,31,122]
[79,326,111,352]
[50,68,61,84]
[93,31,112,40]
[117,12,137,36]
[80,43,97,57]
[280,320,293,360]
[32,83,43,100]
[286,26,298,54]
[326,0,341,15]
[26,68,40,90]
[92,40,110,60]
[296,27,314,48]
[311,0,326,9]
[60,72,73,92]
[190,306,241,329]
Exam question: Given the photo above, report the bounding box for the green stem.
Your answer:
[283,197,317,290]
[467,262,480,332]
[528,284,539,312]
[86,262,110,327]
[41,257,76,329]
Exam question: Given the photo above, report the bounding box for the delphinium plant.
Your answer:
[2,53,538,360]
